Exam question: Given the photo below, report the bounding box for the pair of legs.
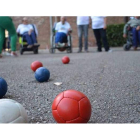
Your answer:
[77,24,88,52]
[132,27,140,49]
[93,28,109,52]
[0,17,17,57]
[23,31,37,47]
[55,32,68,47]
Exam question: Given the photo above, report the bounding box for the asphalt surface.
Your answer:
[1,47,140,123]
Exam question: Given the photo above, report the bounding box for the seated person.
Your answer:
[123,16,140,50]
[55,16,72,47]
[16,17,39,48]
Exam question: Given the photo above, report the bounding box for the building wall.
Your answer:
[12,16,124,49]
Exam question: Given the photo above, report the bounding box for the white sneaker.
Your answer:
[58,42,65,47]
[5,52,11,56]
[108,49,112,53]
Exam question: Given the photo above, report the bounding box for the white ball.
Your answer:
[0,99,28,123]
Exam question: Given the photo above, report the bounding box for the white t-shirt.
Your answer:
[16,24,33,35]
[55,21,71,34]
[91,16,106,29]
[77,16,90,25]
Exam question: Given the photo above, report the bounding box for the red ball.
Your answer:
[52,90,91,123]
[31,61,43,72]
[62,56,70,64]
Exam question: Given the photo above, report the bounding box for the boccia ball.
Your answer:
[31,61,43,72]
[0,77,8,98]
[35,67,50,82]
[0,99,28,123]
[62,56,70,64]
[52,89,91,123]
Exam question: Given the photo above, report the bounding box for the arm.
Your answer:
[67,23,72,34]
[28,25,33,35]
[103,17,107,29]
[89,17,92,28]
[123,20,131,38]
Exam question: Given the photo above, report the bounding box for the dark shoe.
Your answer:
[84,50,89,53]
[0,54,2,58]
[97,49,102,52]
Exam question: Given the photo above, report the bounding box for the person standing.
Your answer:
[0,16,17,58]
[91,16,111,52]
[77,16,90,53]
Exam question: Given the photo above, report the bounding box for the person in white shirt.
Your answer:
[16,17,39,48]
[55,16,72,47]
[91,16,110,52]
[77,16,90,53]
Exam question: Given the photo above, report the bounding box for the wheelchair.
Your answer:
[18,33,40,55]
[123,25,139,51]
[49,23,72,54]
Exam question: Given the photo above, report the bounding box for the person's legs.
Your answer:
[100,29,110,51]
[132,27,138,48]
[93,29,102,51]
[77,25,83,52]
[55,32,66,47]
[30,31,37,44]
[83,24,88,51]
[138,30,140,46]
[0,26,5,57]
[0,17,17,52]
[23,33,33,45]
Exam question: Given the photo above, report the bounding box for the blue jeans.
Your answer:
[23,31,37,45]
[132,28,140,47]
[78,24,88,51]
[55,32,67,43]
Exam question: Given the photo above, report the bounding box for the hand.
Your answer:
[88,24,91,28]
[123,34,127,38]
[28,31,31,35]
[28,29,32,35]
[103,25,107,29]
[136,26,140,30]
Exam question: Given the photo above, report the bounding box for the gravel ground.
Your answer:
[1,47,140,123]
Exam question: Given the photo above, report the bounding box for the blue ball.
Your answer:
[35,67,50,82]
[0,77,8,98]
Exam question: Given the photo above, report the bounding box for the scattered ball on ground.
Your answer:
[0,77,8,98]
[31,61,43,72]
[35,67,50,82]
[52,89,91,123]
[0,99,28,123]
[62,56,70,64]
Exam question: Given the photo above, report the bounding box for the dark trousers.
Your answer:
[132,27,140,47]
[23,31,37,45]
[93,28,109,51]
[78,25,88,51]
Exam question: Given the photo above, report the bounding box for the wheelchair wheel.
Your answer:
[33,48,38,54]
[67,35,72,53]
[20,47,23,55]
[123,44,131,51]
[49,48,55,54]
[67,47,72,53]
